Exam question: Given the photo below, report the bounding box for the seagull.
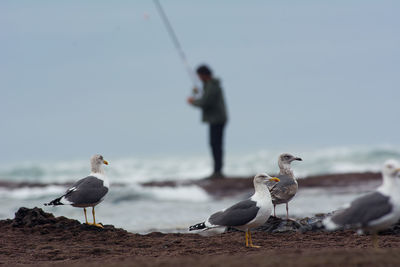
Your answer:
[189,173,280,248]
[45,154,109,228]
[267,153,302,220]
[324,159,400,248]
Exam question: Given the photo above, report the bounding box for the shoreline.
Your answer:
[142,172,382,197]
[0,172,382,199]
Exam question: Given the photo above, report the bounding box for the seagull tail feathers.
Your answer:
[44,195,65,206]
[189,222,206,231]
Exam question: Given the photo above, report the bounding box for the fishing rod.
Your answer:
[153,0,199,92]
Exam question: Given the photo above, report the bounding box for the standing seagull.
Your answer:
[189,173,280,248]
[267,153,302,220]
[324,160,400,248]
[45,154,109,228]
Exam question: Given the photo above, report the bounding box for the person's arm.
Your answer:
[191,83,217,108]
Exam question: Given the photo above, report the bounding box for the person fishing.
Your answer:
[187,65,228,179]
[153,2,228,178]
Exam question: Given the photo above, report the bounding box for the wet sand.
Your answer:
[1,207,400,266]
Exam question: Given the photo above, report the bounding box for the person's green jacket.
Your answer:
[192,78,228,125]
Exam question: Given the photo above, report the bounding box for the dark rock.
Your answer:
[298,213,330,233]
[227,216,301,233]
[228,214,328,234]
[256,216,301,233]
[379,222,400,235]
[7,207,129,235]
[12,207,56,227]
[5,207,400,237]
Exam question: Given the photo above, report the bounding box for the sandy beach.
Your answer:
[1,207,400,267]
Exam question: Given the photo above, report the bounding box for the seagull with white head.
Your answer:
[189,173,280,248]
[324,159,400,247]
[45,154,110,228]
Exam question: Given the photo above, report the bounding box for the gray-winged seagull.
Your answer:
[324,159,400,247]
[189,173,280,248]
[45,154,109,228]
[267,153,302,220]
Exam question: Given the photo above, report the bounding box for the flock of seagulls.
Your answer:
[45,153,400,248]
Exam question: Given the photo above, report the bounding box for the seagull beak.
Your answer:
[103,160,109,165]
[294,157,303,161]
[269,177,280,182]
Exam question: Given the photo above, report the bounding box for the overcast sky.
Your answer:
[1,0,399,163]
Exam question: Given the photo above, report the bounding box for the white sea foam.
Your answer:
[1,145,399,184]
[0,185,65,200]
[141,185,210,202]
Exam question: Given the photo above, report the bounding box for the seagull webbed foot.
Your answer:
[246,231,261,248]
[86,222,104,228]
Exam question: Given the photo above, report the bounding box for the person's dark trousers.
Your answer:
[209,123,225,175]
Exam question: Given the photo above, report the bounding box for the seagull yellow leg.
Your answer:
[248,231,261,248]
[89,206,103,228]
[372,233,379,249]
[83,208,88,224]
[245,231,249,247]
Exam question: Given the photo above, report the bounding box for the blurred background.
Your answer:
[1,0,399,233]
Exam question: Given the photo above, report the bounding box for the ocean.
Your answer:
[1,145,399,233]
